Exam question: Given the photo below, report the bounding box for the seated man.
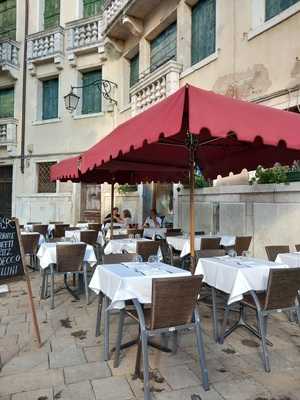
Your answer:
[143,208,162,228]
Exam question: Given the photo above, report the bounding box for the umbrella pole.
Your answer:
[189,151,196,274]
[110,182,115,240]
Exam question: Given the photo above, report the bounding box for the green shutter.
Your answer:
[0,87,14,118]
[83,0,103,18]
[130,53,139,87]
[265,0,299,20]
[191,0,216,66]
[42,78,58,120]
[0,0,16,40]
[44,0,60,29]
[150,22,177,72]
[82,70,102,114]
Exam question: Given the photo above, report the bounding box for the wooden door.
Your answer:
[81,183,101,222]
[0,166,12,218]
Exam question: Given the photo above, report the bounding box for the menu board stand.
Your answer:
[0,217,41,349]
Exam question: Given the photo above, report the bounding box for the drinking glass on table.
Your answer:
[134,255,143,262]
[135,233,141,239]
[129,234,134,239]
[241,250,250,257]
[148,255,159,263]
[228,249,237,257]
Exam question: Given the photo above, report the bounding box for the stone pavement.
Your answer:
[1,271,300,400]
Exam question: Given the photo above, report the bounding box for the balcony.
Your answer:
[27,26,64,76]
[0,39,20,79]
[66,15,105,66]
[103,0,160,40]
[130,60,182,115]
[0,118,17,155]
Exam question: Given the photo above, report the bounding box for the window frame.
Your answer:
[0,86,14,119]
[43,0,60,30]
[150,22,177,73]
[0,0,16,40]
[42,77,59,121]
[83,0,103,18]
[249,0,300,40]
[81,69,102,115]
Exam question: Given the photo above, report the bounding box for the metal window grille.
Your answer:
[37,162,56,193]
[150,22,177,73]
[265,0,299,20]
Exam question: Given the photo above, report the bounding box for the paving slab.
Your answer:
[64,361,111,384]
[0,351,48,376]
[158,365,200,390]
[92,376,133,400]
[153,385,224,400]
[11,388,53,400]
[0,369,64,396]
[53,381,94,400]
[213,378,271,400]
[49,346,86,368]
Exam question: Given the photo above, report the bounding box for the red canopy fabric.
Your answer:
[50,156,81,182]
[79,84,300,180]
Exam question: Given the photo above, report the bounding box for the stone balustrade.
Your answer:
[27,26,64,75]
[0,119,17,155]
[104,0,131,29]
[66,15,105,65]
[130,60,182,115]
[0,39,20,79]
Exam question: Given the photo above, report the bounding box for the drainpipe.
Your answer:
[20,0,29,173]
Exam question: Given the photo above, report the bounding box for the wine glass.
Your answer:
[133,255,143,262]
[148,255,159,263]
[242,250,250,258]
[129,234,134,239]
[228,249,237,258]
[135,233,141,239]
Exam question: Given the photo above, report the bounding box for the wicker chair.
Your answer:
[200,237,221,250]
[166,228,182,236]
[53,224,70,238]
[77,220,88,224]
[234,236,252,256]
[136,240,160,261]
[49,221,63,224]
[156,238,182,267]
[114,276,209,399]
[21,233,40,270]
[127,228,144,237]
[42,243,87,309]
[80,230,98,246]
[27,221,42,225]
[195,249,226,261]
[221,268,300,372]
[112,234,129,240]
[265,245,290,262]
[295,244,300,252]
[32,224,48,237]
[88,223,101,231]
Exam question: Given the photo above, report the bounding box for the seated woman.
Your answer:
[103,207,122,225]
[143,208,162,228]
[121,209,132,228]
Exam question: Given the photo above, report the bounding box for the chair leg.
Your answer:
[114,309,125,368]
[219,305,230,345]
[103,296,110,361]
[44,272,49,298]
[172,331,178,354]
[40,269,46,300]
[295,296,300,326]
[50,267,55,310]
[195,321,209,391]
[83,265,89,305]
[95,292,103,337]
[211,288,219,342]
[257,311,270,372]
[141,331,151,400]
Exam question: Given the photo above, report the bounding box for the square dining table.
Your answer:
[89,261,191,360]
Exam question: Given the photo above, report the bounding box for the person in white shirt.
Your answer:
[143,209,162,228]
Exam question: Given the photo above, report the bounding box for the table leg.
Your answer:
[103,295,110,361]
[211,288,219,342]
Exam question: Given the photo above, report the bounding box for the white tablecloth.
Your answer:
[104,238,151,255]
[195,256,289,305]
[143,228,167,239]
[275,252,300,268]
[65,229,101,243]
[76,223,89,229]
[89,262,191,308]
[21,232,45,246]
[167,235,236,258]
[37,242,97,269]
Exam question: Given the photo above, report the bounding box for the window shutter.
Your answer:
[44,0,60,29]
[82,70,102,114]
[130,53,139,87]
[191,0,216,66]
[150,23,177,72]
[0,87,14,118]
[42,78,58,120]
[0,0,16,40]
[265,0,299,20]
[83,0,103,18]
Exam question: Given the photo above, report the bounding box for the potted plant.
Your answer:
[287,160,300,182]
[250,164,289,184]
[117,184,138,194]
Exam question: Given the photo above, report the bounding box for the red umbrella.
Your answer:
[53,85,300,271]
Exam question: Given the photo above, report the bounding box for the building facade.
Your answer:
[0,0,300,224]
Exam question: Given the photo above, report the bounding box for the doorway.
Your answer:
[80,183,101,222]
[0,165,13,217]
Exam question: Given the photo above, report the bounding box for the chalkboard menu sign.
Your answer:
[0,216,25,282]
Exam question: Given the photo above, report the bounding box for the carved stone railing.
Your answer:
[27,26,64,75]
[66,15,105,66]
[130,60,182,115]
[0,39,20,79]
[0,118,17,155]
[104,0,131,29]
